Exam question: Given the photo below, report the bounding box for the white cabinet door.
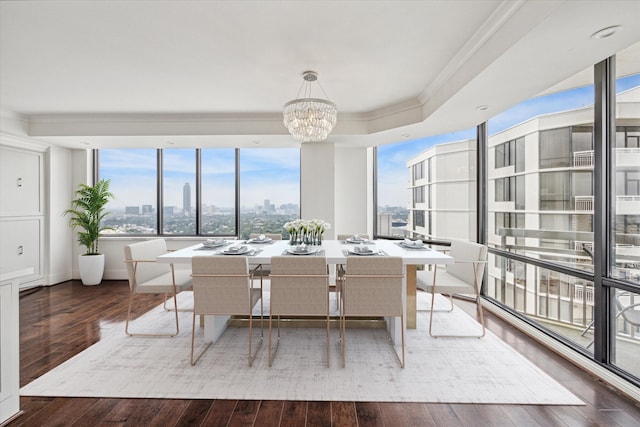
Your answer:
[0,278,20,424]
[0,219,41,279]
[0,146,42,216]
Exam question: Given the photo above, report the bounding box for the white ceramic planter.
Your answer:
[78,254,105,286]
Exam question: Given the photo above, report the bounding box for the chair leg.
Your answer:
[400,313,405,368]
[268,315,280,367]
[163,293,193,312]
[326,312,330,368]
[125,292,180,337]
[476,293,486,338]
[190,313,212,365]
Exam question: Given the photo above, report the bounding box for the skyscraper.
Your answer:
[183,182,191,214]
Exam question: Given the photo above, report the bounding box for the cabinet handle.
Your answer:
[18,245,23,255]
[17,177,23,187]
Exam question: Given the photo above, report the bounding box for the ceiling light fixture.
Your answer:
[590,25,621,39]
[283,71,337,143]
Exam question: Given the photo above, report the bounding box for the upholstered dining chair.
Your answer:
[416,239,487,338]
[340,256,405,368]
[335,234,370,310]
[190,256,263,366]
[123,239,193,337]
[268,256,330,367]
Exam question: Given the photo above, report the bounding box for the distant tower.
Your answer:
[183,183,191,214]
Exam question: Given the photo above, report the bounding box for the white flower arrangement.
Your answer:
[284,219,331,245]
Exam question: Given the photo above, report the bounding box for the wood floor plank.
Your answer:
[174,399,217,426]
[70,399,123,427]
[144,399,191,427]
[198,399,238,427]
[424,404,463,427]
[227,399,260,427]
[279,401,307,427]
[378,402,436,427]
[306,401,331,427]
[331,401,358,426]
[354,402,383,427]
[254,400,284,427]
[8,280,640,427]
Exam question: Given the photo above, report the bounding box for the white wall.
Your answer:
[47,145,74,285]
[334,145,369,237]
[300,143,336,237]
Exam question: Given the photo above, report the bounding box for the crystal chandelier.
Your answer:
[283,71,337,143]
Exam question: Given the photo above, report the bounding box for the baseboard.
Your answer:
[481,300,640,403]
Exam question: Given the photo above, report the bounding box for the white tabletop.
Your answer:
[157,239,453,265]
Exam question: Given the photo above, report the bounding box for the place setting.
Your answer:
[343,242,386,257]
[396,238,431,250]
[245,234,275,244]
[341,234,373,244]
[195,238,230,250]
[282,243,324,256]
[216,243,262,256]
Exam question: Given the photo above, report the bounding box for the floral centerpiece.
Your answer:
[284,219,331,245]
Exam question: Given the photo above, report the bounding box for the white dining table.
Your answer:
[157,239,453,344]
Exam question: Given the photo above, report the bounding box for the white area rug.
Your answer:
[21,289,583,404]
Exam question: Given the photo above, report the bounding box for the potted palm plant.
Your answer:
[65,179,115,285]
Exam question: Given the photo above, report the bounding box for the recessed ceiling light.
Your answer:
[476,105,488,111]
[401,133,410,138]
[590,25,621,39]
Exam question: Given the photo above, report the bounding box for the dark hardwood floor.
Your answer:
[9,280,640,426]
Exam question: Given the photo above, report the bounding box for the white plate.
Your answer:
[400,241,424,249]
[346,237,367,243]
[222,245,251,255]
[248,237,272,243]
[286,247,319,255]
[348,248,377,256]
[202,240,226,248]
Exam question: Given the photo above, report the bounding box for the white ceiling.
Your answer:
[1,0,639,149]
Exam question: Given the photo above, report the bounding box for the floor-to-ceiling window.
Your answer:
[239,148,300,240]
[98,147,300,238]
[376,129,476,241]
[609,42,640,378]
[374,41,640,387]
[486,42,640,383]
[98,148,158,234]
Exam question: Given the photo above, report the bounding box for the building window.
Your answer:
[162,149,196,235]
[99,148,158,234]
[412,161,424,183]
[201,148,237,236]
[495,137,525,170]
[413,210,425,228]
[413,186,425,204]
[495,176,524,209]
[540,128,571,168]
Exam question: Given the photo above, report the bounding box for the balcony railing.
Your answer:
[575,196,594,212]
[573,150,594,167]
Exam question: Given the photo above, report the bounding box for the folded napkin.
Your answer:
[404,238,423,247]
[354,244,373,253]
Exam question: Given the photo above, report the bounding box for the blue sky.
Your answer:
[377,73,640,207]
[101,74,640,210]
[101,147,300,209]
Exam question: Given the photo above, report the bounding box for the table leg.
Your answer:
[406,264,417,329]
